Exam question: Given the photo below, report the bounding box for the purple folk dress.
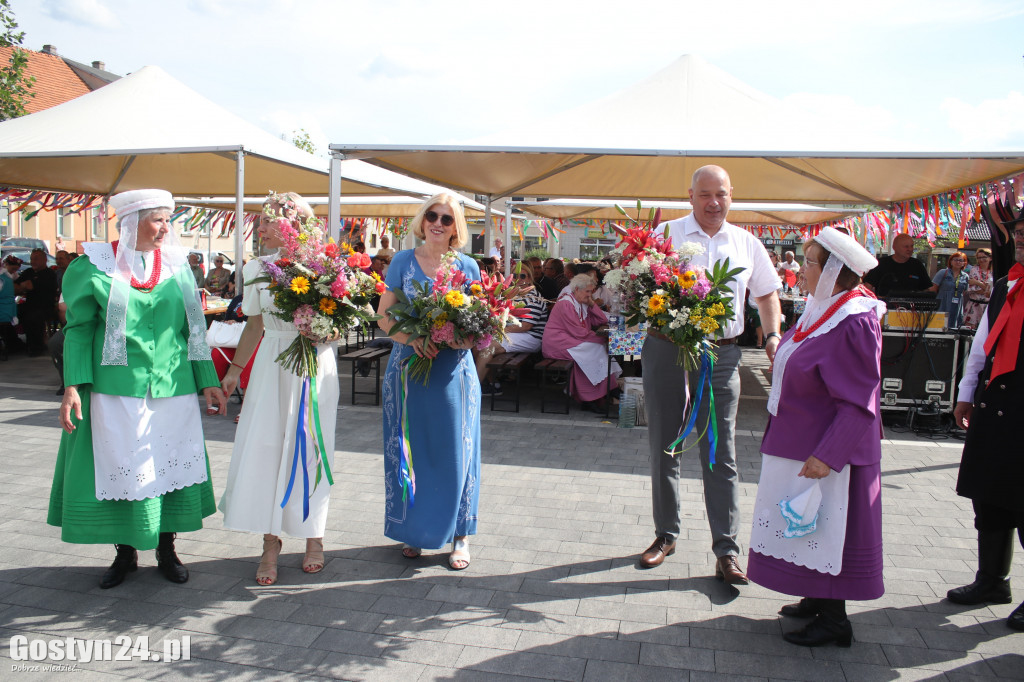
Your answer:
[748,311,885,601]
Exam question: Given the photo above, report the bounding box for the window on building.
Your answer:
[91,208,106,240]
[57,209,74,239]
[0,201,10,238]
[578,238,617,261]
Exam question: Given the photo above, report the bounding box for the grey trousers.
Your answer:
[642,335,742,558]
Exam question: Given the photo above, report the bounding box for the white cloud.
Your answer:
[941,92,1024,149]
[41,0,119,29]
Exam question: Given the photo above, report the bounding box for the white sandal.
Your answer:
[448,537,470,570]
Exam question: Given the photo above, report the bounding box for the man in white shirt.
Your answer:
[488,238,503,259]
[639,166,782,585]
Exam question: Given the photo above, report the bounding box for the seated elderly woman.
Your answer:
[542,274,622,412]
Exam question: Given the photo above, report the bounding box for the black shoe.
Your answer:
[947,574,1012,605]
[100,545,138,589]
[1008,602,1024,632]
[481,381,502,397]
[783,613,853,647]
[55,386,65,396]
[155,533,189,584]
[948,529,1014,605]
[780,597,822,618]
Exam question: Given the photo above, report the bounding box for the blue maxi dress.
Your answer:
[381,250,482,549]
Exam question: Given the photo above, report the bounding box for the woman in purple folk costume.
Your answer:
[748,227,887,648]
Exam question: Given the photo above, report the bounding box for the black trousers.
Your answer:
[973,500,1024,533]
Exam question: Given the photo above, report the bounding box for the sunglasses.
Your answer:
[515,273,531,279]
[424,210,455,227]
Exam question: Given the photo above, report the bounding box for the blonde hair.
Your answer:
[263,191,314,221]
[410,193,469,249]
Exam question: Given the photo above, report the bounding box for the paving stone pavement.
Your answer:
[0,349,1021,680]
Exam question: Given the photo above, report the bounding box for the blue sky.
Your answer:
[15,0,1024,155]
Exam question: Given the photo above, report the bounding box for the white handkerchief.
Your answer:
[779,482,823,538]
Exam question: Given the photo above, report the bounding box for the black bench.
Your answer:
[337,346,391,405]
[485,352,533,412]
[535,358,573,414]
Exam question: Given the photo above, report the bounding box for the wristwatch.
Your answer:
[764,332,782,343]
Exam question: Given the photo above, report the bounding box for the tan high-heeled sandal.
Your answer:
[256,534,282,585]
[303,537,325,573]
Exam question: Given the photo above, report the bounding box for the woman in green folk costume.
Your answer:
[49,189,227,590]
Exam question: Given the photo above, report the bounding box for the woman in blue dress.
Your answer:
[928,251,969,329]
[377,193,481,570]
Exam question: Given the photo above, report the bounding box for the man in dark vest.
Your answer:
[949,218,1024,632]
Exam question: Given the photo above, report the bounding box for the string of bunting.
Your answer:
[0,187,103,221]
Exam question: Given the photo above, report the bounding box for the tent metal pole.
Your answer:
[483,197,491,257]
[504,201,512,275]
[329,153,341,244]
[107,155,136,196]
[234,150,244,292]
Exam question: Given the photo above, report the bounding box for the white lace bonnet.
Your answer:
[101,189,210,365]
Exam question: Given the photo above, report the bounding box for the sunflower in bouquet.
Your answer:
[250,200,382,377]
[604,216,743,371]
[385,252,528,385]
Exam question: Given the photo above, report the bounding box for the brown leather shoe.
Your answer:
[640,537,676,568]
[715,555,749,585]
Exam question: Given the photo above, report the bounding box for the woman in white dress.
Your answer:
[219,192,340,585]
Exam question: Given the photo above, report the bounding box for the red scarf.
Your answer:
[982,262,1024,380]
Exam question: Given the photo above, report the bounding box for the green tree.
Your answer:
[291,128,316,155]
[0,0,35,121]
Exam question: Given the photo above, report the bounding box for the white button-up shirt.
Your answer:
[957,277,1019,400]
[664,214,782,340]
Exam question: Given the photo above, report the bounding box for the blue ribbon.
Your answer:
[665,350,718,471]
[281,377,312,521]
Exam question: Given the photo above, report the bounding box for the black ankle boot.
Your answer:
[100,544,137,589]
[779,597,821,618]
[947,529,1013,605]
[1008,602,1024,632]
[155,533,189,584]
[783,599,852,647]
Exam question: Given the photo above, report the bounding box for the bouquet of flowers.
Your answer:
[385,252,528,385]
[605,212,742,371]
[604,207,744,466]
[250,207,383,378]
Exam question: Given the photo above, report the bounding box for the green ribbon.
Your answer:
[309,372,334,489]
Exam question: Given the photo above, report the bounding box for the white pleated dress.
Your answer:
[218,257,339,538]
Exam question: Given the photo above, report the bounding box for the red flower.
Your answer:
[375,281,387,294]
[325,243,341,259]
[275,258,291,268]
[347,253,371,268]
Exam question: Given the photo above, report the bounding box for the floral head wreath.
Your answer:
[263,191,322,234]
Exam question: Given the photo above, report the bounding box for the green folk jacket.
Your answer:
[62,255,219,397]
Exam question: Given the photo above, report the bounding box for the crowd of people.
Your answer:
[36,171,1024,650]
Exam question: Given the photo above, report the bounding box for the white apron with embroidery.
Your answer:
[750,454,851,575]
[84,243,208,502]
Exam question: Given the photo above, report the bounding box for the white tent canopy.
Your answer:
[182,194,491,219]
[515,198,862,226]
[0,64,447,199]
[333,55,1024,211]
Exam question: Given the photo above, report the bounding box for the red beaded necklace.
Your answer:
[791,288,864,343]
[111,241,162,291]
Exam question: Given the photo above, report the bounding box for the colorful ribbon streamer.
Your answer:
[397,357,417,505]
[280,375,334,521]
[665,350,718,470]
